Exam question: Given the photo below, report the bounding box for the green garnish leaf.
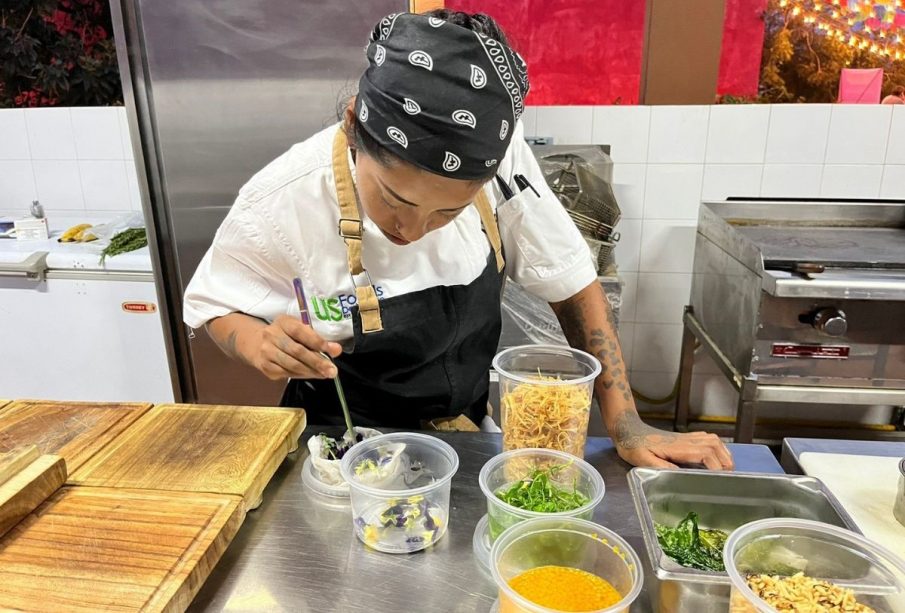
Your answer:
[495,464,590,513]
[655,512,728,572]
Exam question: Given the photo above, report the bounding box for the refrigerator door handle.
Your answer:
[0,251,49,281]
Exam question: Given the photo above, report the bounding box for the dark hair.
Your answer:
[344,10,513,180]
[892,85,905,97]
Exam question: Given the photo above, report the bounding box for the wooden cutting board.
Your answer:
[799,452,905,558]
[0,486,243,613]
[0,400,151,473]
[0,446,67,539]
[71,404,305,507]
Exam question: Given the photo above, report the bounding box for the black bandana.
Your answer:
[355,12,530,180]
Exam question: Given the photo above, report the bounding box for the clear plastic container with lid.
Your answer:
[479,448,605,543]
[340,432,458,554]
[493,345,601,458]
[724,518,905,613]
[490,517,643,613]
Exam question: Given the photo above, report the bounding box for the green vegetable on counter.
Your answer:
[100,227,148,264]
[496,464,589,513]
[655,511,728,572]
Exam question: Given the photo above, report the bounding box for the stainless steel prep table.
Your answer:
[189,430,782,613]
[782,437,905,473]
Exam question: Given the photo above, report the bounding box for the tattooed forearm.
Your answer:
[552,284,632,405]
[205,314,261,366]
[611,409,676,449]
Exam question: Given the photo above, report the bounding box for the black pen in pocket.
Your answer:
[513,174,540,198]
[494,174,515,200]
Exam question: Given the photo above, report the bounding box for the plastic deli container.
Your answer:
[479,448,605,543]
[493,345,601,457]
[491,517,643,613]
[724,518,905,613]
[340,432,458,554]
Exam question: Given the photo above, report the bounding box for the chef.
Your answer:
[184,10,733,470]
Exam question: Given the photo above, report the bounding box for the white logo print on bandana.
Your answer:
[499,119,509,140]
[451,110,477,129]
[387,126,408,149]
[485,159,498,167]
[470,64,487,89]
[443,152,461,172]
[374,44,386,66]
[428,17,445,27]
[403,98,421,115]
[408,50,433,71]
[359,101,369,122]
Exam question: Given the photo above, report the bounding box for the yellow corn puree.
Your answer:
[502,565,622,612]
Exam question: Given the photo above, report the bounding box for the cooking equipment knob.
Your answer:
[812,308,847,336]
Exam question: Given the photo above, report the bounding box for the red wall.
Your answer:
[446,0,766,104]
[446,0,647,105]
[717,0,768,97]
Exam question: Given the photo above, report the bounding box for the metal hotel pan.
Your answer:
[628,468,861,613]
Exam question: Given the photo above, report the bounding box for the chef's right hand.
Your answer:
[250,315,342,381]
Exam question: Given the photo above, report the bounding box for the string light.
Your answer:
[783,0,905,59]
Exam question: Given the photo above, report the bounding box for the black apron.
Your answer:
[280,128,506,428]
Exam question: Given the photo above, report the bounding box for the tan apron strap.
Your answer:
[474,189,505,273]
[332,127,383,333]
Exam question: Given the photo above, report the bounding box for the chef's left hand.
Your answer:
[610,411,734,471]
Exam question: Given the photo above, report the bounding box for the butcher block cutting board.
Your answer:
[71,404,305,507]
[0,486,243,613]
[0,446,67,539]
[799,452,905,557]
[0,400,151,473]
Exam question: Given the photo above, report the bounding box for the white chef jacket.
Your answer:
[183,120,596,342]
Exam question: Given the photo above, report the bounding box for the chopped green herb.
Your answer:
[655,512,728,572]
[496,464,589,513]
[99,227,148,264]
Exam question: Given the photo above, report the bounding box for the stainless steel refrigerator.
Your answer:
[110,0,404,404]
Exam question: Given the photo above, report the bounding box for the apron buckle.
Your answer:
[338,218,363,240]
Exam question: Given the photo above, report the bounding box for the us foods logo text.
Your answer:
[311,286,385,321]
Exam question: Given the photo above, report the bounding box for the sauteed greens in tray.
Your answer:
[655,511,729,572]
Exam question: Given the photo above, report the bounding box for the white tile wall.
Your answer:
[824,105,892,165]
[702,164,763,200]
[613,218,642,273]
[0,110,31,159]
[631,322,684,373]
[648,106,710,163]
[592,106,651,163]
[535,106,594,144]
[619,272,638,322]
[72,107,125,160]
[886,107,905,165]
[881,165,905,199]
[706,105,769,164]
[639,219,697,273]
[534,102,897,415]
[765,104,832,164]
[33,160,84,210]
[611,163,646,219]
[0,161,38,206]
[635,272,692,324]
[643,164,704,219]
[820,164,883,199]
[0,107,137,217]
[761,164,824,197]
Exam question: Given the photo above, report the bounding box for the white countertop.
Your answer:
[0,215,153,272]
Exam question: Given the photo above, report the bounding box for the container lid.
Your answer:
[302,456,350,498]
[473,514,492,578]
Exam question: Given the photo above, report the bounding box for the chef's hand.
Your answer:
[249,314,343,381]
[611,411,734,471]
